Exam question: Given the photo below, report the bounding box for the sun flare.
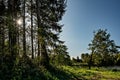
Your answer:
[17,18,22,25]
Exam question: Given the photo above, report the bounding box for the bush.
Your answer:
[112,69,118,72]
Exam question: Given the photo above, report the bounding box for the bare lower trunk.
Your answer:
[31,0,34,59]
[23,0,26,56]
[40,43,49,67]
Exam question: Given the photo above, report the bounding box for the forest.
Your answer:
[0,0,120,80]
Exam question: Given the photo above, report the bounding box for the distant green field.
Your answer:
[60,66,120,80]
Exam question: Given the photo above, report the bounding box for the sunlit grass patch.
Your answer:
[59,66,120,80]
[100,70,120,79]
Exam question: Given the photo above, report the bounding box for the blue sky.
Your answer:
[60,0,120,58]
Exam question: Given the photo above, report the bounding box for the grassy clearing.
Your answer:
[59,66,120,80]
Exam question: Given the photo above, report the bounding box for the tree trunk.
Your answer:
[36,0,40,56]
[23,0,26,56]
[40,42,49,67]
[31,0,34,59]
[8,0,17,57]
[88,52,93,69]
[0,24,5,54]
[0,25,1,54]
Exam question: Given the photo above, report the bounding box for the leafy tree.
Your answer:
[81,53,90,63]
[81,53,93,68]
[89,29,119,67]
[76,56,81,62]
[50,43,71,65]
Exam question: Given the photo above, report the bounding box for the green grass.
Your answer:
[58,66,120,80]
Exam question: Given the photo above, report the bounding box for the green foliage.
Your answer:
[81,53,90,64]
[116,53,120,66]
[36,0,66,67]
[88,29,119,67]
[50,43,71,66]
[0,53,14,79]
[50,53,71,66]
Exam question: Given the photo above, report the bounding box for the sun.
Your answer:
[17,18,22,25]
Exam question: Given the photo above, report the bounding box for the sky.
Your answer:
[60,0,120,58]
